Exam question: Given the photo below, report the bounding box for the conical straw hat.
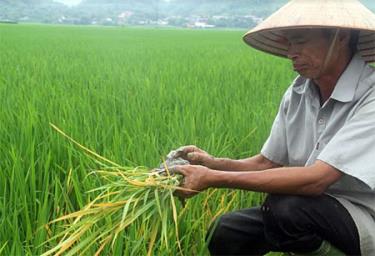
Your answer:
[243,0,375,63]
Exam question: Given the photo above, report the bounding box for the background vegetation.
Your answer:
[1,0,374,27]
[0,24,295,254]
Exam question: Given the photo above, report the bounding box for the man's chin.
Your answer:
[296,70,314,78]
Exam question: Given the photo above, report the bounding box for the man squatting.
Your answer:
[170,1,375,255]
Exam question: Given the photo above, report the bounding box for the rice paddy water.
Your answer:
[0,24,295,255]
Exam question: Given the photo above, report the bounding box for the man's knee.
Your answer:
[261,194,323,252]
[206,208,269,255]
[261,194,309,227]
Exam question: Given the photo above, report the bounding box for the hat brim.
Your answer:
[243,26,375,63]
[243,0,375,63]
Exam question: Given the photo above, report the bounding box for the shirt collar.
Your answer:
[330,53,365,103]
[292,53,366,102]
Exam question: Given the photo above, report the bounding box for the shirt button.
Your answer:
[318,119,325,125]
[316,142,320,150]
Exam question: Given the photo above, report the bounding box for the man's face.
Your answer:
[284,29,339,79]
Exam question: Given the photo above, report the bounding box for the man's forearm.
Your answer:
[206,161,342,196]
[210,154,281,172]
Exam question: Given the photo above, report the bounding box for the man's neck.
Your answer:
[313,52,353,104]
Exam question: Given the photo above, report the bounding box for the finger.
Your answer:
[178,145,201,155]
[174,189,196,199]
[168,165,187,176]
[186,152,206,163]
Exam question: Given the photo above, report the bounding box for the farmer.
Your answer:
[170,0,375,255]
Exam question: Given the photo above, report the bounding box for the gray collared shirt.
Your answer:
[261,54,375,255]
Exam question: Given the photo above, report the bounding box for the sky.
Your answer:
[53,0,172,6]
[54,0,82,6]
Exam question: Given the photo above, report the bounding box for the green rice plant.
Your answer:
[42,124,189,256]
[0,24,294,255]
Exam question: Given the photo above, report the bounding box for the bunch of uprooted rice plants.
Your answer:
[42,124,191,256]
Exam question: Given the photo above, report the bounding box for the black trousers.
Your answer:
[207,194,360,256]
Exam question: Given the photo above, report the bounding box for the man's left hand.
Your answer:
[171,165,213,199]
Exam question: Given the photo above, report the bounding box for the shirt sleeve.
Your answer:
[260,88,291,166]
[318,90,375,190]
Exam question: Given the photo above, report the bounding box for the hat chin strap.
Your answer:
[320,29,340,75]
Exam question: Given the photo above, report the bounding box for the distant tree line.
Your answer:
[0,0,374,28]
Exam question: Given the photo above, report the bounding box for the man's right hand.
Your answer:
[174,145,216,167]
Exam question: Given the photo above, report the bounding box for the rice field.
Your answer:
[0,24,295,255]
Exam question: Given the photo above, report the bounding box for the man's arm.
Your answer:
[209,154,282,172]
[173,160,342,197]
[176,145,281,171]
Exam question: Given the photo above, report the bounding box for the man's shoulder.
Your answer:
[283,75,307,102]
[290,75,307,91]
[277,76,306,114]
[354,64,375,102]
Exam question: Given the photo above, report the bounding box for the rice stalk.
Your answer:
[0,241,8,254]
[42,124,192,255]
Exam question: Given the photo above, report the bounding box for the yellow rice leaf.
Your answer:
[50,123,122,168]
[147,220,159,256]
[170,190,183,255]
[95,234,112,256]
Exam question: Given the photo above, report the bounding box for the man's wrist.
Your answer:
[204,168,224,188]
[208,157,229,170]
